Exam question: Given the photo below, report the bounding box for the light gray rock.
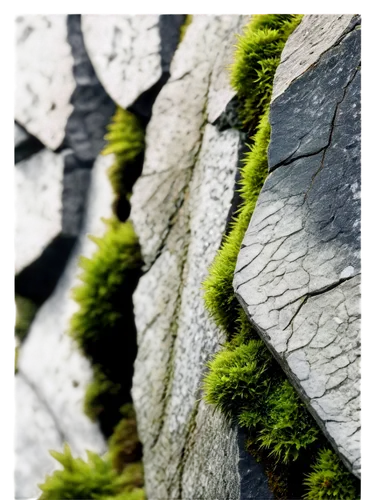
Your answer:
[234,20,361,478]
[14,123,29,149]
[81,15,162,109]
[131,15,248,268]
[15,15,75,150]
[15,149,64,274]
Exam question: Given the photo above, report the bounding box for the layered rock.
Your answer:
[234,15,361,478]
[131,15,272,499]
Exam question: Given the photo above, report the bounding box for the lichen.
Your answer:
[179,15,193,43]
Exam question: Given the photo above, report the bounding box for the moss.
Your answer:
[108,404,143,473]
[203,111,270,334]
[230,14,303,131]
[37,444,145,500]
[70,218,142,435]
[101,108,144,221]
[303,449,360,499]
[15,294,38,342]
[179,15,193,43]
[15,344,19,374]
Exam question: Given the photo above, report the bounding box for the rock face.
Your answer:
[15,149,64,274]
[15,15,75,150]
[131,15,272,499]
[234,15,361,478]
[82,15,177,112]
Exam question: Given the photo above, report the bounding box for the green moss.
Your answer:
[179,15,193,43]
[231,14,303,130]
[303,449,360,499]
[108,404,143,473]
[101,108,144,198]
[15,294,38,342]
[15,344,19,374]
[70,218,141,368]
[203,111,270,334]
[38,444,145,500]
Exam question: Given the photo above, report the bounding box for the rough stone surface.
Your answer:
[131,16,273,493]
[234,23,361,478]
[15,15,75,150]
[132,15,248,268]
[81,15,162,110]
[15,154,114,498]
[15,149,64,274]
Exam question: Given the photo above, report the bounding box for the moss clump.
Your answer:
[108,404,143,474]
[231,14,302,131]
[179,15,193,43]
[70,218,142,435]
[101,108,144,221]
[37,444,145,500]
[203,111,270,334]
[303,449,360,499]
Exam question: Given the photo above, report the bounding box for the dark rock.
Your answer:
[159,15,186,74]
[15,122,44,163]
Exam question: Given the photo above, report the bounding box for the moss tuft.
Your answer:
[203,111,270,335]
[15,294,38,342]
[38,444,145,500]
[108,404,143,474]
[101,107,145,221]
[303,449,360,499]
[231,14,302,131]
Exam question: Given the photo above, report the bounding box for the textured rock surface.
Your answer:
[15,154,114,498]
[15,149,64,274]
[234,18,361,478]
[15,15,75,150]
[132,15,272,499]
[81,15,162,110]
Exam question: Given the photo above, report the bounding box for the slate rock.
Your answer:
[15,15,75,150]
[81,15,163,110]
[15,148,64,274]
[15,122,44,164]
[234,21,361,478]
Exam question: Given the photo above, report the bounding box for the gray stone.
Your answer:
[15,15,75,150]
[81,15,162,110]
[234,23,361,478]
[15,149,64,274]
[131,15,248,268]
[15,374,64,498]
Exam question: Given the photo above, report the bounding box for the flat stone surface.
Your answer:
[15,15,75,150]
[15,149,64,274]
[81,15,162,109]
[131,15,248,268]
[234,26,361,478]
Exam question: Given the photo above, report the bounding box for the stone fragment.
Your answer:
[15,15,75,150]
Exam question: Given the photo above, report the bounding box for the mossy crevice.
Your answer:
[202,14,360,499]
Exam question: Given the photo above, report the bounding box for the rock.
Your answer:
[234,18,361,478]
[15,374,65,498]
[15,149,64,274]
[15,122,44,164]
[81,15,162,110]
[131,15,273,487]
[15,154,114,497]
[131,15,248,268]
[15,15,75,150]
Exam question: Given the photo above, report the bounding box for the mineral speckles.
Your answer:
[234,20,361,478]
[81,15,162,109]
[15,15,75,150]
